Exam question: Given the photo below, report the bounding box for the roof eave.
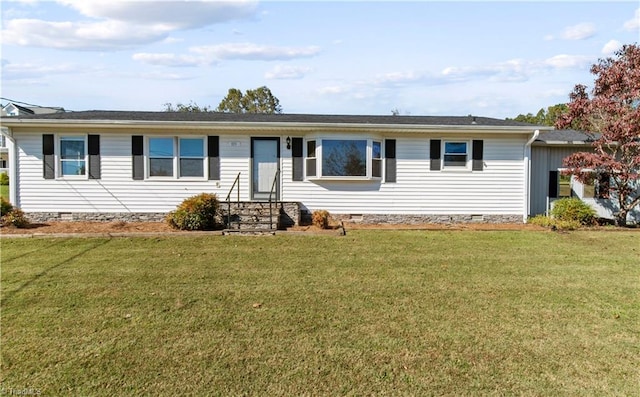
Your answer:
[0,118,549,134]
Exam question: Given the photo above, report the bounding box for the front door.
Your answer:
[251,137,280,200]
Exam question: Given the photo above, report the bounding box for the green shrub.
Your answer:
[528,214,553,228]
[0,173,9,186]
[166,193,220,231]
[551,198,597,225]
[312,210,330,229]
[1,197,13,216]
[528,215,581,231]
[0,197,29,228]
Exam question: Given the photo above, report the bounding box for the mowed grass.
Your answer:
[1,231,639,396]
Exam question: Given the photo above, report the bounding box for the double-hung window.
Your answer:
[148,137,206,179]
[149,138,174,177]
[179,138,204,177]
[306,140,317,177]
[59,136,86,176]
[443,141,468,168]
[558,174,572,197]
[372,141,382,178]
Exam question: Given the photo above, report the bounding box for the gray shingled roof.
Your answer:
[5,110,542,127]
[536,129,599,144]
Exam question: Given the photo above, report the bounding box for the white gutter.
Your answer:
[523,129,540,223]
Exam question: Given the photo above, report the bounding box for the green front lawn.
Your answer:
[1,231,638,395]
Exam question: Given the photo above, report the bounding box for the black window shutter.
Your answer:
[548,170,559,198]
[88,135,101,179]
[430,139,441,171]
[132,135,144,180]
[208,136,220,180]
[43,134,55,179]
[472,140,484,171]
[385,139,396,182]
[292,138,303,181]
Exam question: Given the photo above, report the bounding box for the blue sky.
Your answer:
[1,1,639,118]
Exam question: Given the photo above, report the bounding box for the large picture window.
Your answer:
[322,139,367,177]
[305,138,382,179]
[60,136,86,176]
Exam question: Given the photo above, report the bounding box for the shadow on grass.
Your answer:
[1,238,112,307]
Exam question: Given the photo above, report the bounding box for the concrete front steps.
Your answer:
[222,201,296,235]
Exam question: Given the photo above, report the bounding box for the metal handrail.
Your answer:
[225,172,241,229]
[268,169,280,230]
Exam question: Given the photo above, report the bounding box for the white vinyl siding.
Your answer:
[15,132,249,213]
[281,135,527,216]
[15,130,528,219]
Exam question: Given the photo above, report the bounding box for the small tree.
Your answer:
[556,44,640,226]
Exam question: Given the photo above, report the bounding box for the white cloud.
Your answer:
[438,59,532,84]
[265,65,312,80]
[544,54,592,69]
[602,40,622,55]
[1,18,172,50]
[1,59,92,80]
[56,0,258,30]
[319,86,349,95]
[191,43,320,61]
[561,22,596,40]
[623,8,640,31]
[1,0,259,50]
[375,71,423,85]
[133,43,320,67]
[132,53,206,67]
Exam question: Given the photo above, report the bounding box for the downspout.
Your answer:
[523,129,540,223]
[1,127,18,206]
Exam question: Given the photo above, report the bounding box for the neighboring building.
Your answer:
[1,102,65,177]
[0,111,552,225]
[2,102,65,117]
[531,130,640,223]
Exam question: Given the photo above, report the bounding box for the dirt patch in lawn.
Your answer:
[0,221,177,235]
[3,220,634,235]
[0,220,551,235]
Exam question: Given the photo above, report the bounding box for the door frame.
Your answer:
[250,137,280,200]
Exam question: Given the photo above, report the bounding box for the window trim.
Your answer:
[305,137,383,180]
[146,136,208,180]
[57,134,88,179]
[442,140,470,170]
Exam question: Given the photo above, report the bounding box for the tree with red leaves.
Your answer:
[556,44,640,226]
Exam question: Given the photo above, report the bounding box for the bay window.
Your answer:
[305,138,383,179]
